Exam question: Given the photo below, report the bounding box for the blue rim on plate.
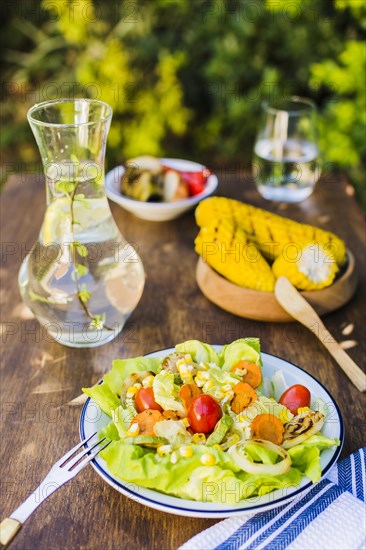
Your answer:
[79,349,344,518]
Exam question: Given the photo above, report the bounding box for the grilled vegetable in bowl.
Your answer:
[120,156,211,203]
[105,160,219,221]
[82,338,340,504]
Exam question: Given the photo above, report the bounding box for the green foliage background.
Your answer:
[1,0,365,207]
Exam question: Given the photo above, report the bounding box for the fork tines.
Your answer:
[55,432,111,474]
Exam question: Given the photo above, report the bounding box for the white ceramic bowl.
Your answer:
[105,158,218,221]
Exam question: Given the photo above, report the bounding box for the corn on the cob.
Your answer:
[195,197,346,265]
[195,217,275,291]
[272,244,339,290]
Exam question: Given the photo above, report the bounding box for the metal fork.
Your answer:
[0,433,110,548]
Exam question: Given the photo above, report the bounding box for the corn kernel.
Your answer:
[179,445,193,458]
[212,444,223,452]
[298,407,311,414]
[196,371,209,381]
[184,354,193,363]
[157,444,173,456]
[234,367,245,375]
[179,363,188,373]
[126,386,139,396]
[126,423,139,437]
[170,451,178,464]
[133,382,142,390]
[222,384,233,392]
[192,433,206,444]
[194,377,205,388]
[182,417,190,427]
[200,453,216,466]
[279,408,291,424]
[223,389,234,398]
[203,380,214,392]
[142,375,154,388]
[214,390,224,400]
[177,359,187,370]
[199,362,210,371]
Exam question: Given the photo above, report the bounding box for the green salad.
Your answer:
[83,338,340,504]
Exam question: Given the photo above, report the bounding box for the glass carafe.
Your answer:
[19,99,145,348]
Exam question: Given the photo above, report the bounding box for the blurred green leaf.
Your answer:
[1,0,365,207]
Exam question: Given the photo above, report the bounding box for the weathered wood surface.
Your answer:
[1,171,365,550]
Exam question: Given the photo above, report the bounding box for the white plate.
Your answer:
[79,348,343,518]
[105,158,218,221]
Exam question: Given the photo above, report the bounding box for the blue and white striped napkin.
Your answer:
[180,447,366,550]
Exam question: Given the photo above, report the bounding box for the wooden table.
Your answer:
[1,172,365,550]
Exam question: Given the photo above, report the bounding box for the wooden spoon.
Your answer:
[275,276,366,392]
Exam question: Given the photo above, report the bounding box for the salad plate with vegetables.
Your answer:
[80,339,343,517]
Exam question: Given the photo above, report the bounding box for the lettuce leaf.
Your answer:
[295,434,340,450]
[185,466,302,502]
[220,338,261,371]
[104,356,162,394]
[82,356,161,417]
[288,446,322,483]
[100,442,236,502]
[271,370,288,402]
[153,419,191,445]
[99,441,302,504]
[288,435,340,483]
[237,467,303,497]
[100,442,244,504]
[99,420,120,441]
[112,405,136,437]
[82,383,120,416]
[179,466,248,504]
[257,376,273,399]
[175,340,220,365]
[153,371,186,417]
[202,365,242,398]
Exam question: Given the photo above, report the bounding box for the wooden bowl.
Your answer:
[196,251,357,322]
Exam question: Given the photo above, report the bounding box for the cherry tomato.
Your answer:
[135,387,163,413]
[180,171,206,196]
[188,394,222,434]
[162,165,210,196]
[279,384,311,414]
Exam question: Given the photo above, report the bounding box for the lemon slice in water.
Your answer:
[40,197,110,245]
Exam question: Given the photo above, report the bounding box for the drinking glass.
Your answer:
[19,99,145,348]
[253,97,321,202]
